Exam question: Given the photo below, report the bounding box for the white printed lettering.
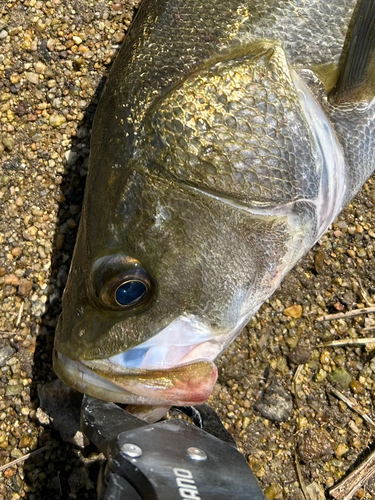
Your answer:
[173,467,201,499]
[173,468,193,478]
[176,478,195,488]
[179,488,201,500]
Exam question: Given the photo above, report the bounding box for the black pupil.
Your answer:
[115,280,147,306]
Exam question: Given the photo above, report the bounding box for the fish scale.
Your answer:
[147,45,319,204]
[54,0,375,407]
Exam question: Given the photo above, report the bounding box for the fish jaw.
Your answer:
[53,315,223,405]
[53,350,217,406]
[107,315,228,369]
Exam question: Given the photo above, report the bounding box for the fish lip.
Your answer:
[54,315,223,404]
[53,349,218,406]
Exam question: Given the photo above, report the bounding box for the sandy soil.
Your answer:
[1,1,375,499]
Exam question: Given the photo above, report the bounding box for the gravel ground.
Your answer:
[1,1,375,499]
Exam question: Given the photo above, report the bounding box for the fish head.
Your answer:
[54,180,267,406]
[54,42,344,405]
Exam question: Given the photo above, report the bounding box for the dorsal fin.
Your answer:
[330,0,375,104]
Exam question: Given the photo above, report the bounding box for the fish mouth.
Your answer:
[54,315,223,405]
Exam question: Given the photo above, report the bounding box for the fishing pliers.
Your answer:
[81,395,265,500]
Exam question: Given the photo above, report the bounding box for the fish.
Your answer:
[54,0,375,407]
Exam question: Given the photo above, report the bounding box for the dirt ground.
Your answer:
[1,1,375,499]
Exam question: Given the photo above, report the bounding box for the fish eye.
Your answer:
[92,255,153,311]
[115,279,147,306]
[101,268,152,310]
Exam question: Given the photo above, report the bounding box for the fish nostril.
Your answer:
[76,307,84,318]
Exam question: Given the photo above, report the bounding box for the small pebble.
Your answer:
[23,225,38,241]
[330,368,352,389]
[320,350,330,365]
[0,347,16,368]
[283,304,302,318]
[18,279,33,296]
[55,233,65,250]
[298,428,333,462]
[10,73,20,84]
[264,483,283,500]
[333,301,344,311]
[66,218,77,229]
[306,482,325,500]
[10,448,23,459]
[3,137,14,151]
[315,368,327,382]
[34,61,47,74]
[35,408,50,426]
[46,38,56,50]
[31,207,43,217]
[254,381,293,422]
[73,36,83,45]
[68,467,89,494]
[49,114,67,127]
[25,72,39,84]
[335,443,349,458]
[4,274,19,286]
[19,435,33,449]
[11,247,22,256]
[350,380,364,394]
[314,249,326,273]
[114,31,125,43]
[351,436,362,448]
[356,488,366,499]
[5,384,23,397]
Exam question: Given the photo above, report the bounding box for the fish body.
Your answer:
[54,0,375,406]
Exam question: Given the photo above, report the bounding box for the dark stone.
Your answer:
[341,291,356,306]
[68,466,89,494]
[0,346,16,368]
[287,346,311,365]
[38,39,52,62]
[254,380,293,422]
[298,428,333,462]
[314,249,326,274]
[3,158,23,171]
[14,102,31,117]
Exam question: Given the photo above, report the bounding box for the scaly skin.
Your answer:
[54,0,375,405]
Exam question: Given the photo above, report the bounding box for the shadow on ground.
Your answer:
[24,77,107,500]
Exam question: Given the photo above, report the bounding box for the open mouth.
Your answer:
[54,315,224,405]
[107,315,224,369]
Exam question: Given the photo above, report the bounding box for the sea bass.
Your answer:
[54,0,375,407]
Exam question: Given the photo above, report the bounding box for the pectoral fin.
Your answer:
[330,0,375,104]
